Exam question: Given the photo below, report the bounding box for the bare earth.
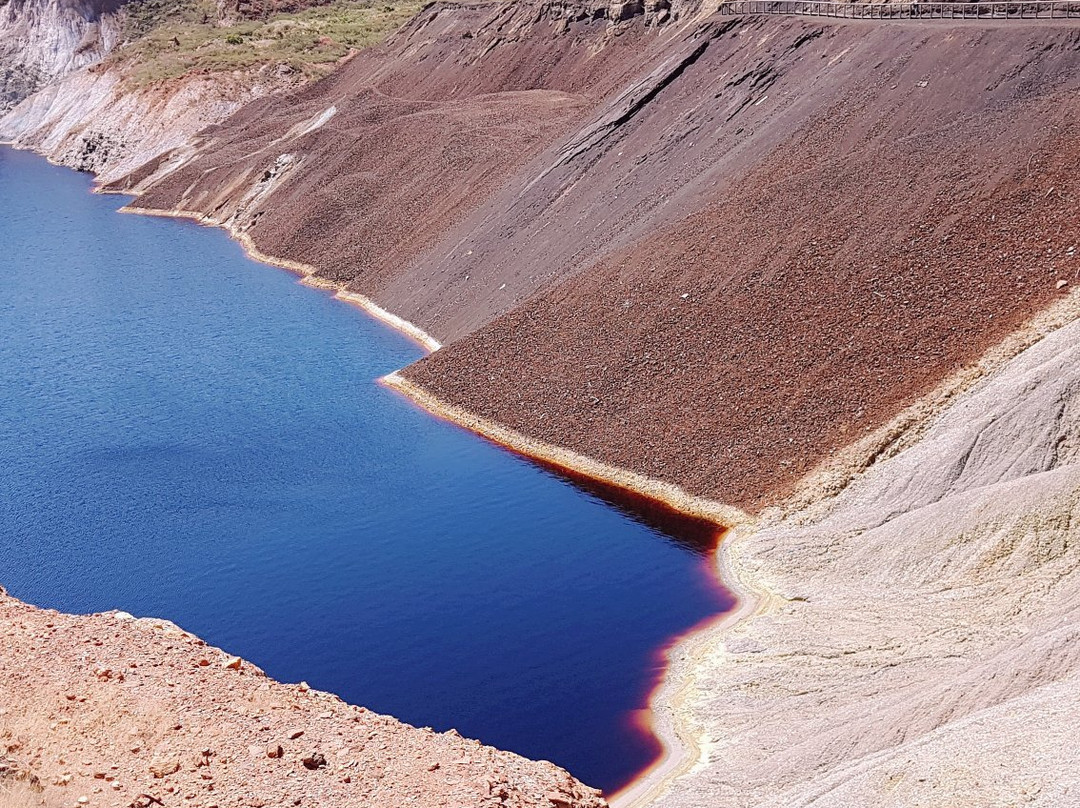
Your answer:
[0,594,605,808]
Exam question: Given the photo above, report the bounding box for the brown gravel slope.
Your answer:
[118,7,1080,513]
[0,590,605,808]
[119,0,676,323]
[406,19,1080,511]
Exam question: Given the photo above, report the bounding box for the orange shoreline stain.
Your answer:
[378,374,739,799]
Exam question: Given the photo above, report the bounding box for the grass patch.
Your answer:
[113,0,423,86]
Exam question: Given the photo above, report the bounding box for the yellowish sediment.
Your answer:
[380,372,755,529]
[609,526,766,808]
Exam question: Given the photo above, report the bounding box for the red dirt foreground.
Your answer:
[0,589,606,808]
[115,0,1080,516]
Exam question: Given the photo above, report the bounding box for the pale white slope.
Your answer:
[648,317,1080,808]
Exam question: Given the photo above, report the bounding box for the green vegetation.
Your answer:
[113,0,423,86]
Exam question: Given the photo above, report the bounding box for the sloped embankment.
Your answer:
[117,6,1080,520]
[117,0,688,326]
[403,17,1080,513]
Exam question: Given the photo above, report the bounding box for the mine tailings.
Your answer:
[0,145,735,794]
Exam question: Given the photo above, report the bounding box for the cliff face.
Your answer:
[0,0,125,113]
[1,62,300,180]
[0,0,214,181]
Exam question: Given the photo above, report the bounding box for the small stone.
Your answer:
[224,657,242,670]
[1056,279,1069,289]
[197,659,210,667]
[301,753,327,770]
[77,798,89,805]
[266,744,283,759]
[150,759,181,778]
[287,730,304,740]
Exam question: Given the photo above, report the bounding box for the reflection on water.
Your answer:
[529,458,723,557]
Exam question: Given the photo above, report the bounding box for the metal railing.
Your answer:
[718,0,1080,18]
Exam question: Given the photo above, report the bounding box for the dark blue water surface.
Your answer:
[0,147,732,793]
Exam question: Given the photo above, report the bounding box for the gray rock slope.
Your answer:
[645,312,1080,807]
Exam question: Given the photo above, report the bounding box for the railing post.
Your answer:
[711,0,1078,21]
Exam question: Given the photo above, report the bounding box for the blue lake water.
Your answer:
[0,146,733,793]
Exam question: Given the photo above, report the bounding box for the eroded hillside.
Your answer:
[105,4,1080,516]
[6,2,1080,807]
[0,0,125,112]
[0,0,419,179]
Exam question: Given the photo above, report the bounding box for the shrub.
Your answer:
[112,0,424,86]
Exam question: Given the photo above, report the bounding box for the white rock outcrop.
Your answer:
[0,0,301,182]
[0,0,124,112]
[1,64,286,182]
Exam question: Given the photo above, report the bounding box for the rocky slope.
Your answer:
[402,16,1080,512]
[114,0,696,309]
[103,5,1080,517]
[0,589,606,808]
